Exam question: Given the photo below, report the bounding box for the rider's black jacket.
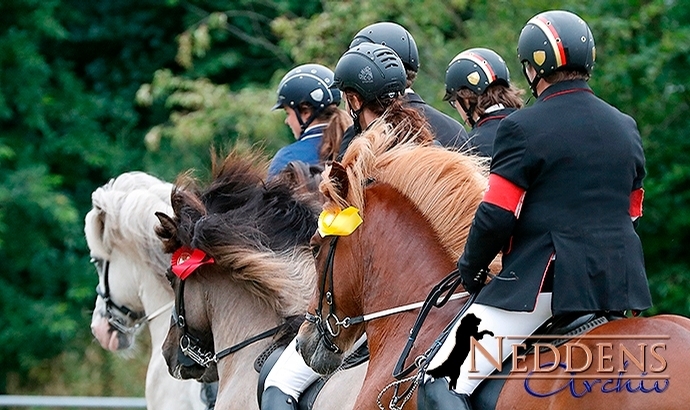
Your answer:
[466,108,517,158]
[459,80,652,315]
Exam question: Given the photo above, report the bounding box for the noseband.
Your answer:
[94,258,146,334]
[172,272,282,368]
[305,237,348,353]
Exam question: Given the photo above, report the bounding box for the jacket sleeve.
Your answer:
[458,115,531,274]
[458,202,517,274]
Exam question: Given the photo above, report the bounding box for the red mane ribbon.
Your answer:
[171,246,215,280]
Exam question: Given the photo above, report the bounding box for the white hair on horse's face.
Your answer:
[87,171,175,349]
[87,171,173,275]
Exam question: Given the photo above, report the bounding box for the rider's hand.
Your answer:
[457,259,488,295]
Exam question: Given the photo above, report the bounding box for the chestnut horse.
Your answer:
[296,123,690,410]
[85,172,206,410]
[155,153,365,410]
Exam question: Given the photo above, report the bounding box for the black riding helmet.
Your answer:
[349,22,420,73]
[444,48,511,99]
[272,63,341,133]
[332,43,407,105]
[517,10,596,96]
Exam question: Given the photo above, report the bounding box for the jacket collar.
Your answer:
[537,79,592,102]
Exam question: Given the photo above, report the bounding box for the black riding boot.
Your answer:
[418,377,472,410]
[200,381,218,410]
[260,386,299,410]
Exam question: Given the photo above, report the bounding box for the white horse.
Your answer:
[85,171,207,410]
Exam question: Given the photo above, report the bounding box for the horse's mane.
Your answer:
[321,120,489,259]
[158,151,321,317]
[86,171,173,274]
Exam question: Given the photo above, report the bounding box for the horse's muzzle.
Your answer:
[296,323,344,376]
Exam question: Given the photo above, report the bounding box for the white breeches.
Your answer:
[264,335,368,399]
[264,338,320,400]
[427,293,553,395]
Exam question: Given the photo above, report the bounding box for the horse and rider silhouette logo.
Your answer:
[427,313,495,390]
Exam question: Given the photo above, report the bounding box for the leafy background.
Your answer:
[1,0,688,396]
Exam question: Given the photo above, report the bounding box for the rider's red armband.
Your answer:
[483,174,526,217]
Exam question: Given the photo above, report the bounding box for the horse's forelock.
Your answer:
[88,172,173,273]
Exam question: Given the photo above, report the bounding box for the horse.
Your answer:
[296,122,690,410]
[85,171,207,410]
[154,152,366,410]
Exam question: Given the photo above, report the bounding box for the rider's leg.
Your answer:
[421,293,553,409]
[261,338,320,409]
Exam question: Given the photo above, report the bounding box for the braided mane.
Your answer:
[320,119,489,259]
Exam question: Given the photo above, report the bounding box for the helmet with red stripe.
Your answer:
[443,48,511,100]
[518,10,595,78]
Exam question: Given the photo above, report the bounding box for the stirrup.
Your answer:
[260,386,298,410]
[418,377,472,410]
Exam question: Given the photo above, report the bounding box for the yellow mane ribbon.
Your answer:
[318,206,363,237]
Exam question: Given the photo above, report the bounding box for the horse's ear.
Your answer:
[329,162,349,201]
[154,211,180,253]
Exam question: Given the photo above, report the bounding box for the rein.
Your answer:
[93,258,171,334]
[173,277,281,368]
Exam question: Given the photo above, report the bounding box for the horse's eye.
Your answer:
[90,257,105,275]
[310,244,321,258]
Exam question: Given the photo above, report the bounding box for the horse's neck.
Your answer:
[209,281,283,403]
[361,194,458,364]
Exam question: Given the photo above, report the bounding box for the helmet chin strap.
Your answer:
[294,106,322,137]
[522,62,542,98]
[349,106,364,135]
[459,100,478,127]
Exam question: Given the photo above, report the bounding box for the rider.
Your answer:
[261,44,433,410]
[443,48,525,157]
[333,42,434,147]
[338,21,468,159]
[268,63,351,178]
[419,10,652,410]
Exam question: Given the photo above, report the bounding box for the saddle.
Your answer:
[470,311,620,410]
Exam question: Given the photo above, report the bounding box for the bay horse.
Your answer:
[296,122,690,410]
[154,153,366,410]
[85,172,207,410]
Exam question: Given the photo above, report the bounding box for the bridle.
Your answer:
[93,257,172,334]
[305,237,345,353]
[304,236,471,356]
[172,270,282,368]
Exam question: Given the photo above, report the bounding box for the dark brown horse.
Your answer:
[296,125,690,410]
[155,152,365,410]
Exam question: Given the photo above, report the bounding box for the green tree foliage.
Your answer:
[0,0,186,391]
